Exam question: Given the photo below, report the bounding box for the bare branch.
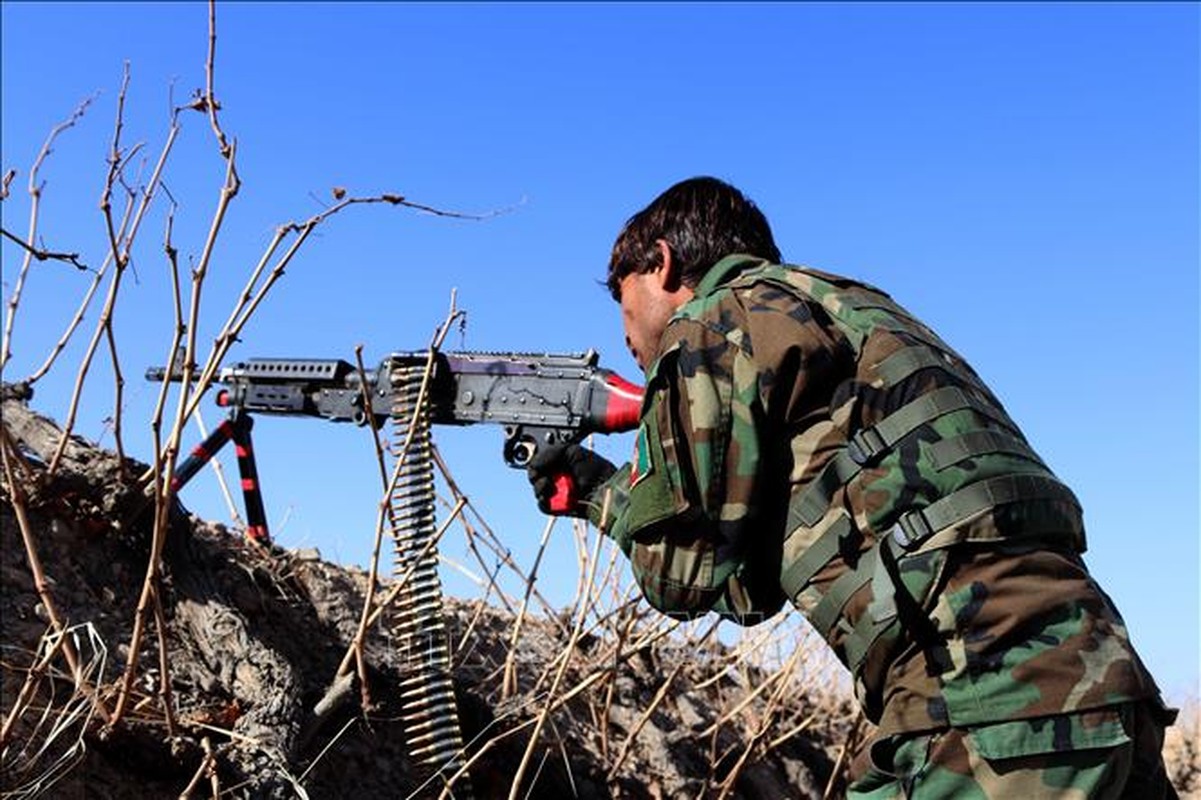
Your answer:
[203,0,233,159]
[0,228,88,270]
[501,514,557,699]
[46,64,136,476]
[0,94,97,371]
[25,101,180,392]
[506,523,608,800]
[114,21,226,719]
[0,426,84,687]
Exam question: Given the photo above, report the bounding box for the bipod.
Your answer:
[171,409,271,546]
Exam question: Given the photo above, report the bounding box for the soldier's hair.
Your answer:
[607,176,781,300]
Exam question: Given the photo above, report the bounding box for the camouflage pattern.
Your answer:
[588,255,1168,743]
[847,700,1178,798]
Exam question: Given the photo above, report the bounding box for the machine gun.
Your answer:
[147,349,644,544]
[148,348,643,792]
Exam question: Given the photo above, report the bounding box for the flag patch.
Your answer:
[630,424,652,488]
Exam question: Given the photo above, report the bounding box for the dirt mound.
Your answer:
[1,390,860,799]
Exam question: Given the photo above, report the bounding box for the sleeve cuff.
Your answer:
[588,463,631,539]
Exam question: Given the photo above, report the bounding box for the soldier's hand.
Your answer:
[527,443,616,517]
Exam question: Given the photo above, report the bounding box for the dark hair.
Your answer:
[606,176,781,300]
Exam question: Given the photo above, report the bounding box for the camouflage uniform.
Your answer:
[587,255,1176,796]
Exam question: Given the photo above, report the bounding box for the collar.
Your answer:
[691,254,770,298]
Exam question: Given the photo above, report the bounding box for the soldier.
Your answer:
[527,177,1178,797]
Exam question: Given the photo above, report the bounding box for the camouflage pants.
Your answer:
[847,701,1178,799]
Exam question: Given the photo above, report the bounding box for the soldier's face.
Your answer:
[618,270,673,371]
[618,253,693,371]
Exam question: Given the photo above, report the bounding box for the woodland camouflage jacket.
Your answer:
[589,255,1161,736]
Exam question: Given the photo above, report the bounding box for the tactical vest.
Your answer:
[725,262,1086,697]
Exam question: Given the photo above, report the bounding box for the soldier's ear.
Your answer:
[654,239,681,291]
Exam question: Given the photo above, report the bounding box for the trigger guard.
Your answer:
[503,427,537,467]
[507,439,536,467]
[504,426,578,468]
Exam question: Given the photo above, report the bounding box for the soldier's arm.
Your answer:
[592,284,853,625]
[589,309,780,624]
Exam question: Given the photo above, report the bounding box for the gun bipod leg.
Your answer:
[230,411,271,546]
[171,416,238,492]
[170,411,272,547]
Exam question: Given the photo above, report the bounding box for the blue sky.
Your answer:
[2,3,1197,702]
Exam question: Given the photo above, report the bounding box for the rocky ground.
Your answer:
[1,390,863,799]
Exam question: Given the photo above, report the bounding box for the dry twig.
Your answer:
[0,428,84,687]
[47,63,179,474]
[1,94,96,373]
[506,521,608,800]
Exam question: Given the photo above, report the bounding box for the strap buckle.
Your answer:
[847,427,889,466]
[890,509,934,550]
